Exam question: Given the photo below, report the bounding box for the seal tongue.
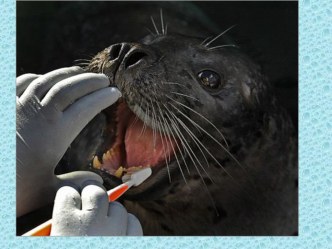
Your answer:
[125,115,175,167]
[93,101,177,175]
[111,101,176,169]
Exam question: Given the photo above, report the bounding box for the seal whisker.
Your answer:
[174,115,235,181]
[168,110,211,171]
[165,108,215,184]
[170,91,200,101]
[162,105,192,175]
[128,100,143,130]
[208,44,238,50]
[75,62,90,65]
[164,106,220,215]
[139,105,149,138]
[167,99,245,171]
[160,9,165,35]
[166,95,229,148]
[143,105,150,136]
[155,103,172,164]
[155,109,172,183]
[150,16,160,35]
[164,113,191,175]
[163,81,188,88]
[161,108,187,183]
[200,36,213,46]
[149,94,173,183]
[73,58,92,63]
[150,89,172,176]
[149,98,158,149]
[74,62,90,67]
[74,53,95,63]
[156,98,190,178]
[167,106,228,181]
[204,25,236,47]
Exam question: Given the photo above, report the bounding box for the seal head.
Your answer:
[58,32,297,235]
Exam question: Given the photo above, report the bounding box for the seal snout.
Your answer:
[107,43,152,74]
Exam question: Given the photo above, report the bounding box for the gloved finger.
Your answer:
[20,66,84,102]
[107,202,128,235]
[126,213,143,236]
[41,73,110,111]
[53,186,81,212]
[16,73,40,96]
[81,182,109,216]
[56,171,103,190]
[63,87,121,131]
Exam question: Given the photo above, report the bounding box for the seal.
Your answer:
[57,13,298,235]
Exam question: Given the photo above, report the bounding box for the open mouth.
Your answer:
[91,98,177,181]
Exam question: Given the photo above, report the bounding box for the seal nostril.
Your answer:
[109,44,122,60]
[125,51,147,69]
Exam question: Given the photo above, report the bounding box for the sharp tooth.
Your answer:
[107,150,112,158]
[92,156,102,169]
[114,166,124,178]
[102,153,108,162]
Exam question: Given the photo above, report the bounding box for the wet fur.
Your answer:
[58,16,298,235]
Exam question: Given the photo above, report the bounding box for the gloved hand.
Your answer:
[16,66,121,217]
[51,181,143,236]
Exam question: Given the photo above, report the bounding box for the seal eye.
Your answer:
[198,70,222,89]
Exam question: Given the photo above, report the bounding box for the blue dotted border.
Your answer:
[1,0,331,248]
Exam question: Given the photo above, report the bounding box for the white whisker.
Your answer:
[170,91,199,101]
[163,81,188,88]
[155,112,172,183]
[167,112,209,179]
[166,95,229,148]
[162,111,187,183]
[167,99,244,170]
[150,16,160,35]
[162,104,191,175]
[205,25,236,47]
[160,9,165,35]
[208,44,238,50]
[200,35,213,46]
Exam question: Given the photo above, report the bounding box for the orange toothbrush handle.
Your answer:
[23,219,52,236]
[108,184,129,201]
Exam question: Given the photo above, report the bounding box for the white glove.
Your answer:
[51,181,143,236]
[16,66,121,217]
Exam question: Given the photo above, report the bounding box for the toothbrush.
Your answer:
[23,168,152,236]
[106,168,152,201]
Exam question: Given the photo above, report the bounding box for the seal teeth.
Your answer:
[102,152,109,162]
[114,166,124,178]
[92,156,102,169]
